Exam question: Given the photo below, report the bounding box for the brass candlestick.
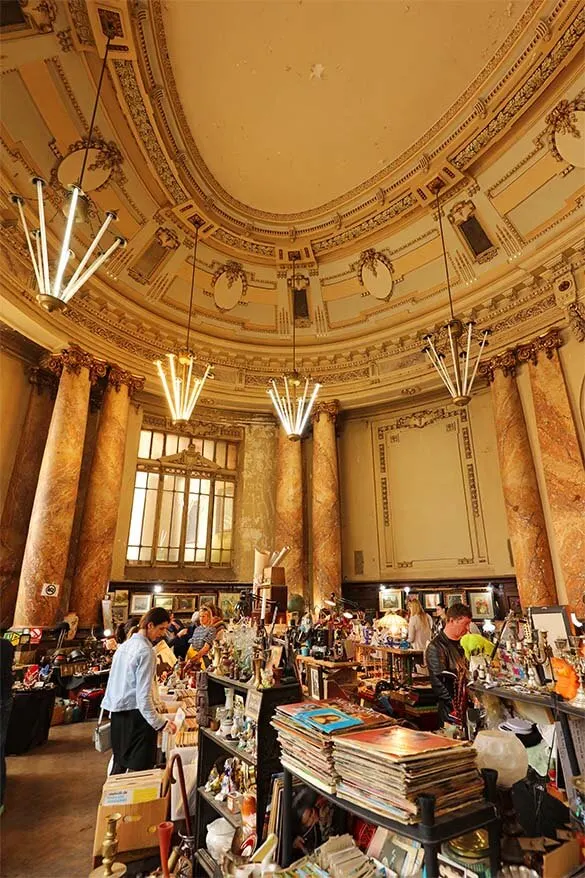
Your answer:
[89,812,127,877]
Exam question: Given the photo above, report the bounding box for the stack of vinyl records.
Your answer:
[332,726,484,824]
[272,698,393,794]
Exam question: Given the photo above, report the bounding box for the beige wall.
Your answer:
[0,350,31,513]
[111,403,144,580]
[339,390,514,583]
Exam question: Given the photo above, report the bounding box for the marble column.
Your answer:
[522,330,585,614]
[311,400,342,611]
[488,356,557,609]
[274,427,306,602]
[70,368,143,628]
[0,368,57,628]
[13,347,106,628]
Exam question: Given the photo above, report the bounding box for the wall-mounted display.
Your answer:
[468,591,495,620]
[446,592,465,608]
[153,595,173,611]
[379,589,402,612]
[219,592,237,619]
[198,594,217,609]
[174,595,197,613]
[422,592,442,610]
[130,593,152,615]
[111,604,129,625]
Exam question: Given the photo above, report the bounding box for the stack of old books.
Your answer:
[332,726,484,824]
[271,698,393,794]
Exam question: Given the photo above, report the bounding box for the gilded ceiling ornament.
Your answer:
[211,261,248,311]
[567,302,585,342]
[107,365,145,395]
[545,96,585,163]
[67,0,95,45]
[155,227,179,250]
[357,248,394,301]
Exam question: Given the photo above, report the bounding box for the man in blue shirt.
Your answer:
[103,607,177,774]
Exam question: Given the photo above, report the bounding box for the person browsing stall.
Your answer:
[425,602,472,726]
[185,604,225,669]
[102,607,177,774]
[407,598,432,650]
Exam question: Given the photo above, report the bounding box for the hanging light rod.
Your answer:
[155,223,213,425]
[268,254,320,440]
[12,31,125,313]
[422,181,490,406]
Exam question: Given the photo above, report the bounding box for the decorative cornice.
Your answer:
[481,327,565,381]
[356,249,393,287]
[311,400,340,424]
[142,412,244,440]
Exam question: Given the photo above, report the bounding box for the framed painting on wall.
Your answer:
[101,599,114,632]
[111,604,128,625]
[130,593,152,615]
[113,590,129,606]
[423,592,442,610]
[198,594,216,609]
[379,589,402,613]
[153,595,174,611]
[219,592,237,619]
[468,591,495,620]
[446,592,465,608]
[174,595,197,613]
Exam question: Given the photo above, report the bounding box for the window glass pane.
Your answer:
[215,441,226,468]
[226,445,237,470]
[212,495,224,549]
[184,547,195,562]
[127,545,139,561]
[185,493,199,550]
[197,494,209,550]
[196,548,206,563]
[166,434,178,456]
[163,474,175,490]
[210,548,221,563]
[179,436,190,452]
[223,497,234,548]
[170,491,184,547]
[139,546,151,561]
[203,439,214,461]
[201,479,210,495]
[156,547,168,561]
[225,482,235,497]
[135,470,147,488]
[159,491,173,547]
[128,487,146,546]
[192,438,203,454]
[151,432,164,459]
[138,430,152,459]
[169,548,180,563]
[190,478,200,494]
[147,472,159,489]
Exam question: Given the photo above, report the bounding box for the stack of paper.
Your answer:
[272,698,392,794]
[333,726,483,824]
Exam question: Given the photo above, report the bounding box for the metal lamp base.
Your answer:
[88,862,127,877]
[570,685,585,709]
[36,294,67,313]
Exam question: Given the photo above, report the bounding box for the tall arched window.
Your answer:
[126,429,238,567]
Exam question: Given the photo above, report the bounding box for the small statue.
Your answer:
[205,765,221,794]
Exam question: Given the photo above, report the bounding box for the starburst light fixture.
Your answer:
[154,223,212,425]
[268,255,320,440]
[422,181,491,406]
[11,32,125,313]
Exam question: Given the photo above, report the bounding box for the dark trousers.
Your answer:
[0,697,13,806]
[111,709,158,775]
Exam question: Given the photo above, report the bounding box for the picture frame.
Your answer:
[468,590,495,620]
[130,593,152,615]
[307,665,324,700]
[446,592,465,608]
[422,592,442,610]
[111,604,128,625]
[379,588,402,612]
[173,595,197,613]
[219,592,237,619]
[530,605,572,659]
[101,599,114,633]
[198,593,216,609]
[112,589,129,606]
[153,594,174,611]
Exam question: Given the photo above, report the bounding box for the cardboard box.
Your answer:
[93,771,169,856]
[542,838,580,878]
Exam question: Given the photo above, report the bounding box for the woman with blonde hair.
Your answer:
[407,598,432,650]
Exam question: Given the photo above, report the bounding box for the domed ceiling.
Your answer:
[0,0,584,412]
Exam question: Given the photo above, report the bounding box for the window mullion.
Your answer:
[179,471,189,565]
[151,467,164,566]
[206,477,215,565]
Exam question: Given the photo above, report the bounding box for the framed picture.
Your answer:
[153,595,174,611]
[379,589,402,612]
[101,599,114,632]
[423,592,442,610]
[112,589,129,606]
[111,604,128,625]
[468,591,495,620]
[174,595,197,613]
[130,593,152,615]
[198,593,216,609]
[219,592,237,619]
[446,592,465,608]
[531,605,572,658]
[307,665,324,700]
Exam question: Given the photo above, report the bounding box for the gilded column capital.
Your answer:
[479,350,517,383]
[567,302,585,342]
[517,327,563,366]
[107,366,145,397]
[311,400,340,425]
[28,366,58,398]
[45,345,107,384]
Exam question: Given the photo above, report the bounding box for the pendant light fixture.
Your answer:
[268,255,320,440]
[422,182,490,406]
[11,32,125,313]
[155,223,212,425]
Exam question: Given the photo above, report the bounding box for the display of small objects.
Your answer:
[213,692,257,757]
[205,756,256,804]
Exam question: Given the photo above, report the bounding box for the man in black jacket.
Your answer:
[425,603,472,725]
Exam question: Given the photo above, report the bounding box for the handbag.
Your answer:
[93,707,111,753]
